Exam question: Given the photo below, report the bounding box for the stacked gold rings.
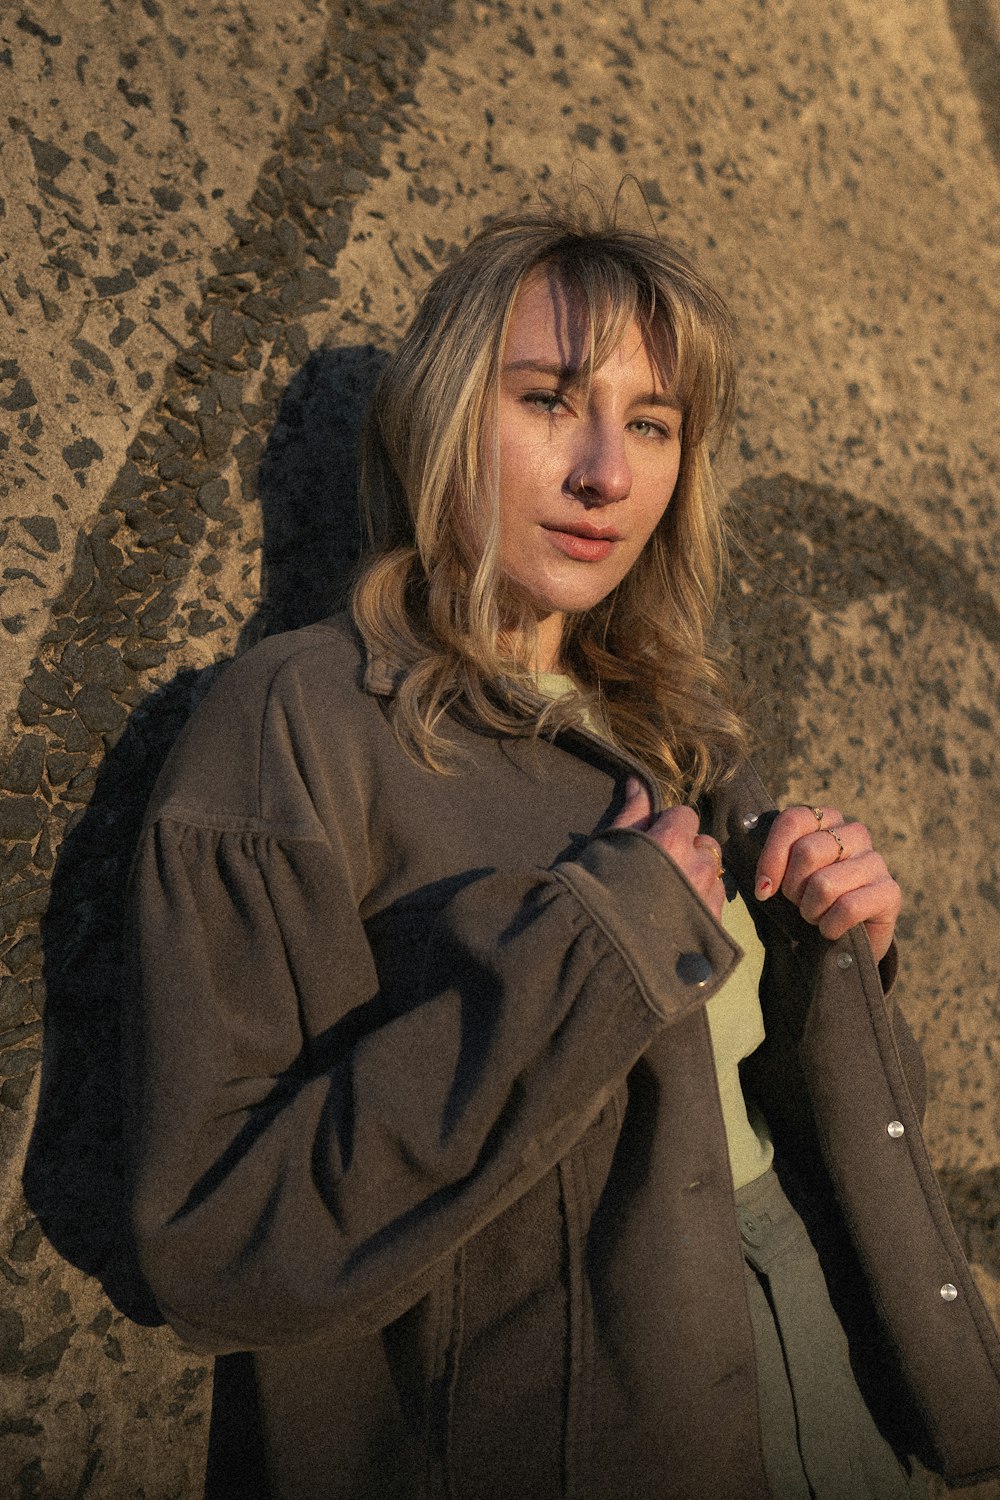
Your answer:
[805,805,846,861]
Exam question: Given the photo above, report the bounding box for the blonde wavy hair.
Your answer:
[351,205,750,802]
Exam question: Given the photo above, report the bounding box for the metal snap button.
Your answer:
[675,952,713,987]
[940,1283,958,1302]
[887,1120,905,1139]
[836,953,853,969]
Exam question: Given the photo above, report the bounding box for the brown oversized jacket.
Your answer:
[125,615,1000,1499]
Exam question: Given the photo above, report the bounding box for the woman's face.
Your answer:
[496,267,682,671]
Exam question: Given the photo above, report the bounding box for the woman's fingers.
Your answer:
[754,805,900,962]
[811,862,901,961]
[611,793,902,960]
[693,834,725,881]
[611,791,724,920]
[777,821,871,906]
[754,805,849,898]
[612,776,654,831]
[647,810,724,920]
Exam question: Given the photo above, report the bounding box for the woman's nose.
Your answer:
[566,422,631,505]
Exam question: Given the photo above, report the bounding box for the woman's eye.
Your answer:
[525,391,564,414]
[631,418,671,440]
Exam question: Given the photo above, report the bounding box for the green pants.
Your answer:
[736,1168,929,1500]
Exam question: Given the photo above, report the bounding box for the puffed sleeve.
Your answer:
[125,734,739,1356]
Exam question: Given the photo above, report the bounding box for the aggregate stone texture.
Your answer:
[0,0,330,693]
[1,0,999,1494]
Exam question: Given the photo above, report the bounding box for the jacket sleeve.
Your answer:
[125,800,739,1354]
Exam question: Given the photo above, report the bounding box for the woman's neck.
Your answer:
[531,610,566,674]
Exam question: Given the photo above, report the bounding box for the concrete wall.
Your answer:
[1,0,998,1492]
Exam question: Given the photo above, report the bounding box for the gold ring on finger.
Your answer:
[822,827,846,861]
[810,805,825,829]
[697,837,725,879]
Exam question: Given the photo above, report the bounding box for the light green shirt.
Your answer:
[711,893,774,1189]
[535,671,773,1190]
[534,671,606,734]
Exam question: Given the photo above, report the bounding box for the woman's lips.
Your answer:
[542,524,620,562]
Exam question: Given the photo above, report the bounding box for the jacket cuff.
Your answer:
[553,827,742,1025]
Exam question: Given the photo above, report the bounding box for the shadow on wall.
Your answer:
[246,342,389,645]
[946,0,1000,173]
[22,343,387,1322]
[21,429,1000,1318]
[726,470,1000,1287]
[725,471,1000,796]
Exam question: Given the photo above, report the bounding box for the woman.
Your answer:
[125,208,1000,1498]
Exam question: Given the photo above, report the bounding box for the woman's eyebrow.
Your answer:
[503,359,581,379]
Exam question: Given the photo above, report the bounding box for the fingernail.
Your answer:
[755,876,773,900]
[625,776,642,800]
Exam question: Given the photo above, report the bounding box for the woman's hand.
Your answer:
[612,778,725,921]
[754,804,901,963]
